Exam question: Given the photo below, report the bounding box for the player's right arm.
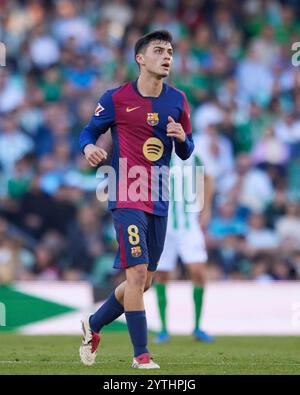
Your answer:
[79,90,115,167]
[194,146,215,228]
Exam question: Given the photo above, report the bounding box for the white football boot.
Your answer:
[132,353,160,369]
[79,316,101,366]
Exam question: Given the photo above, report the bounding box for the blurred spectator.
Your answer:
[48,185,77,235]
[264,187,286,229]
[52,0,93,49]
[65,205,104,280]
[234,101,272,154]
[29,24,60,69]
[236,45,274,105]
[0,217,33,284]
[211,5,238,44]
[251,126,289,166]
[217,77,241,110]
[250,24,280,67]
[149,7,186,42]
[290,251,300,279]
[35,104,75,157]
[101,0,133,34]
[63,154,101,192]
[274,111,300,145]
[251,255,273,282]
[91,21,115,67]
[276,201,300,247]
[213,234,250,277]
[246,212,279,256]
[224,153,274,212]
[208,199,247,243]
[38,66,63,103]
[32,241,60,281]
[63,55,97,94]
[271,258,291,280]
[0,112,34,176]
[0,69,25,113]
[6,154,34,200]
[172,36,199,76]
[13,175,53,240]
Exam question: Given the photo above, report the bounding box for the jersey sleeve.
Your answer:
[175,92,194,160]
[79,90,115,153]
[179,92,192,135]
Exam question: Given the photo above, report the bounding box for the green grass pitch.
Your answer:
[0,333,300,375]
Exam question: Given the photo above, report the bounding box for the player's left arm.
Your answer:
[199,173,214,229]
[167,93,194,160]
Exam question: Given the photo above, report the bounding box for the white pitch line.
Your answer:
[1,361,300,367]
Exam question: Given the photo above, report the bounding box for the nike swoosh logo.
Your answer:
[126,106,141,112]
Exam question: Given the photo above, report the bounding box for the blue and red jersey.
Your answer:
[79,80,194,216]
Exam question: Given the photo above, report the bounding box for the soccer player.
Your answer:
[79,30,194,369]
[154,141,215,343]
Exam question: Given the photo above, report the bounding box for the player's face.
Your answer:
[139,40,173,78]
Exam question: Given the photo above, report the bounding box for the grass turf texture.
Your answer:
[0,334,299,375]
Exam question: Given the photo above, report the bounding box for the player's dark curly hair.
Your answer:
[134,30,173,58]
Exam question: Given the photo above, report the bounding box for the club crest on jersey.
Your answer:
[94,103,104,116]
[146,112,159,126]
[131,246,142,258]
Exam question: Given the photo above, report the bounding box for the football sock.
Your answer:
[193,286,204,331]
[89,292,124,333]
[125,310,148,357]
[155,282,167,332]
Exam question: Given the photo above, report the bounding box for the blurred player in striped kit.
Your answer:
[154,134,215,343]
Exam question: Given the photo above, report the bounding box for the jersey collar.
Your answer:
[131,80,166,99]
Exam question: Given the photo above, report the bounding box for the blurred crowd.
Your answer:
[1,0,300,284]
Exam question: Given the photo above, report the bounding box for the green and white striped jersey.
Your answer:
[168,150,204,232]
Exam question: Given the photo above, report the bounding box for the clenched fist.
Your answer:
[84,144,108,167]
[166,116,186,143]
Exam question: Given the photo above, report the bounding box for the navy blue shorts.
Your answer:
[112,208,168,272]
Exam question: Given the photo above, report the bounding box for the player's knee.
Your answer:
[191,272,205,286]
[189,264,206,284]
[127,264,148,289]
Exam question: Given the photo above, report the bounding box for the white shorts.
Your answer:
[158,224,207,272]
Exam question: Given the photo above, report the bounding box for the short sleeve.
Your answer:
[79,90,115,152]
[90,90,115,131]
